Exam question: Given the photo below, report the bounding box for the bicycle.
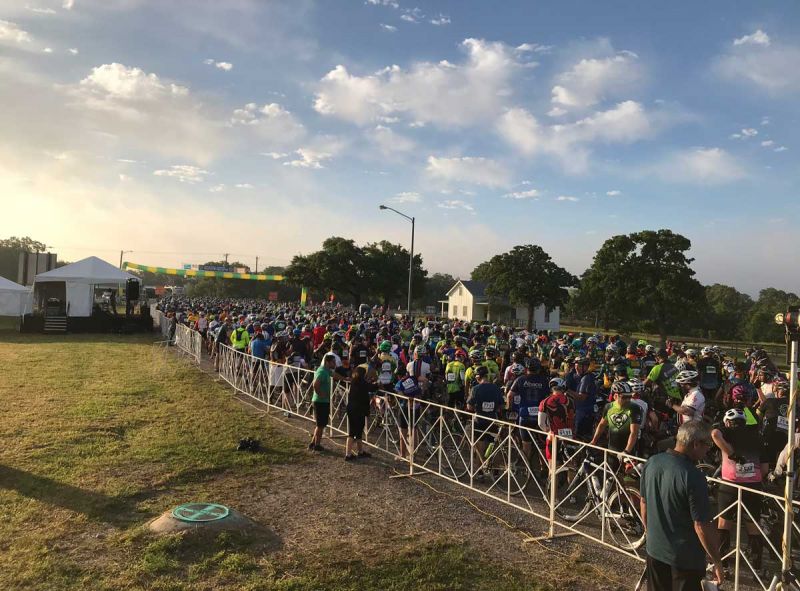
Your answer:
[550,448,646,551]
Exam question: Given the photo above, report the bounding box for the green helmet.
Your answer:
[379,340,392,352]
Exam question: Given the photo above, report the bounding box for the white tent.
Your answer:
[34,256,139,317]
[0,276,30,316]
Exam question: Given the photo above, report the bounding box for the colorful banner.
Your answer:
[300,286,308,309]
[124,261,284,281]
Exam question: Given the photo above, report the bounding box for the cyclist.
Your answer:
[711,407,769,570]
[758,379,791,467]
[590,381,642,461]
[644,348,681,403]
[672,370,704,425]
[467,365,505,472]
[482,346,501,384]
[509,358,549,468]
[566,357,597,441]
[394,364,423,461]
[444,349,468,408]
[697,346,723,418]
[538,377,576,459]
[375,340,398,388]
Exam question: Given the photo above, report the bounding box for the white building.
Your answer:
[439,279,560,331]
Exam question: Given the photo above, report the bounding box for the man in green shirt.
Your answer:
[309,354,343,451]
[639,421,723,589]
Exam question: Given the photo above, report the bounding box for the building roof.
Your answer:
[446,279,488,301]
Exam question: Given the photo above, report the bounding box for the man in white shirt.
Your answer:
[673,370,705,424]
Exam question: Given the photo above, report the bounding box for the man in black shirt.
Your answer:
[467,366,505,469]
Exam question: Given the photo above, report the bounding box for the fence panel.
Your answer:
[171,339,797,589]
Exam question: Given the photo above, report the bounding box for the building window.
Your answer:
[458,286,462,296]
[462,305,467,317]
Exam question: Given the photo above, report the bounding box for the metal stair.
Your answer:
[44,316,67,333]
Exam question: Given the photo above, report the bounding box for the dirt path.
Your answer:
[190,352,640,590]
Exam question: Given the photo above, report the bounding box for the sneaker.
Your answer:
[358,451,372,458]
[313,444,325,452]
[307,442,315,450]
[344,455,356,462]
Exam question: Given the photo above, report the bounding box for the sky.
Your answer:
[0,0,798,297]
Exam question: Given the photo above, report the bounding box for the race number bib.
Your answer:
[402,378,415,390]
[481,401,495,412]
[558,428,573,437]
[777,416,789,431]
[446,373,456,382]
[528,407,539,417]
[706,366,716,374]
[735,462,756,479]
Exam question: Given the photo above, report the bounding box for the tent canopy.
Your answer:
[0,275,31,316]
[35,256,138,284]
[0,276,29,292]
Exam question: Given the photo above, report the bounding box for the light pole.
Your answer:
[119,250,133,270]
[379,205,415,317]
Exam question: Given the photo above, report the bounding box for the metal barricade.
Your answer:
[177,343,798,589]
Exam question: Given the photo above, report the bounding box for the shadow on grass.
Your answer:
[0,464,155,526]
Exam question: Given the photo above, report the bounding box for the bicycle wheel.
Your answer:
[606,485,646,551]
[508,448,533,497]
[550,465,592,522]
[440,430,471,480]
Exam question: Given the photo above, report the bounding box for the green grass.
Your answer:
[0,334,540,591]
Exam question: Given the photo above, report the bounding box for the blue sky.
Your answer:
[0,0,797,296]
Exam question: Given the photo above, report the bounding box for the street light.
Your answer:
[119,250,133,269]
[378,205,415,317]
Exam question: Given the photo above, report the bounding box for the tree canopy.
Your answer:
[284,236,426,308]
[472,244,576,331]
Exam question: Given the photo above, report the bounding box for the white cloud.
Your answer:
[504,189,540,200]
[551,50,643,110]
[204,59,233,71]
[761,140,774,147]
[430,15,450,26]
[497,101,655,173]
[43,47,53,53]
[606,190,621,196]
[741,128,758,137]
[426,155,510,187]
[716,33,800,94]
[368,125,415,155]
[118,173,130,182]
[68,47,78,55]
[774,146,788,152]
[284,147,331,169]
[63,0,75,9]
[209,184,225,192]
[27,6,57,15]
[556,195,579,202]
[733,30,770,47]
[380,23,397,32]
[0,20,33,44]
[652,147,746,184]
[390,191,421,203]
[515,43,553,54]
[260,151,289,159]
[153,164,208,183]
[234,183,253,189]
[67,63,224,164]
[366,0,400,7]
[438,199,474,211]
[547,106,566,117]
[230,102,305,147]
[314,38,521,127]
[761,116,770,126]
[400,13,416,23]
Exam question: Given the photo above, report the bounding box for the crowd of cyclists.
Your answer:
[158,296,798,572]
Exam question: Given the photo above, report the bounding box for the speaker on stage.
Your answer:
[126,279,140,301]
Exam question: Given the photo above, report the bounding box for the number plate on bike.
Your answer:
[558,428,572,437]
[527,407,538,416]
[735,462,756,478]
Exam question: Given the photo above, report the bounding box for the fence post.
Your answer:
[408,400,415,476]
[438,405,443,476]
[548,434,557,538]
[469,416,475,489]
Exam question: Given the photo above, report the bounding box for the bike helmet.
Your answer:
[455,349,467,360]
[675,358,690,372]
[645,344,655,354]
[611,381,634,396]
[414,345,426,355]
[510,363,525,376]
[685,348,697,358]
[723,408,746,425]
[485,346,497,356]
[614,364,629,377]
[730,383,749,405]
[675,369,699,384]
[469,349,482,360]
[549,377,566,391]
[587,336,598,344]
[628,377,645,394]
[774,380,789,395]
[379,340,392,352]
[526,357,541,371]
[700,346,712,356]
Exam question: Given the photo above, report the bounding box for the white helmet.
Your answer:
[723,408,746,424]
[628,377,645,393]
[549,377,566,390]
[675,370,699,384]
[645,344,655,353]
[700,346,713,356]
[685,348,698,357]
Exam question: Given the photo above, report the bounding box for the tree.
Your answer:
[471,245,576,331]
[743,288,800,343]
[704,284,753,340]
[415,272,456,310]
[0,236,50,281]
[362,240,426,308]
[573,230,706,345]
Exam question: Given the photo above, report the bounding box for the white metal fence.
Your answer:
[161,324,799,590]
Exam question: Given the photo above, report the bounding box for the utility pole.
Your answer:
[224,253,229,265]
[255,256,259,274]
[119,250,132,270]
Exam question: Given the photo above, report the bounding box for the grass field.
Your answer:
[0,333,540,591]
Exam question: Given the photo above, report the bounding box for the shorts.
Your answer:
[718,482,763,522]
[313,401,330,428]
[517,419,538,443]
[474,419,497,443]
[347,409,367,440]
[574,413,595,442]
[447,389,465,408]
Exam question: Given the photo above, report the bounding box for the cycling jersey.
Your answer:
[377,354,397,386]
[696,357,721,391]
[510,374,549,421]
[468,382,504,427]
[679,388,705,424]
[538,392,575,437]
[481,359,500,383]
[602,401,644,452]
[647,362,681,400]
[717,424,763,484]
[444,360,466,394]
